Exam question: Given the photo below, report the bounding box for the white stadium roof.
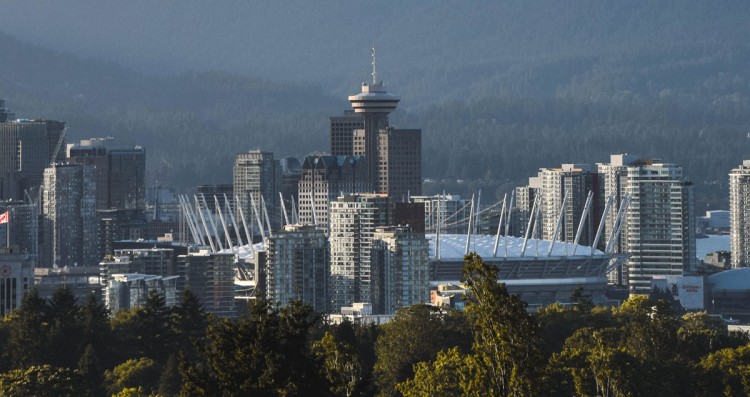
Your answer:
[227,233,603,262]
[428,233,603,260]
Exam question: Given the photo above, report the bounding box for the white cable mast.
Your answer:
[474,190,481,235]
[290,195,298,224]
[224,194,244,247]
[464,193,475,255]
[571,191,594,255]
[248,194,266,241]
[279,192,290,226]
[215,196,233,251]
[260,195,272,236]
[521,194,539,257]
[236,196,254,257]
[194,195,216,252]
[201,194,224,251]
[492,193,508,257]
[606,196,631,254]
[185,195,207,246]
[547,191,569,256]
[591,193,614,256]
[179,195,201,245]
[534,197,541,257]
[309,190,318,228]
[436,195,441,260]
[504,190,515,258]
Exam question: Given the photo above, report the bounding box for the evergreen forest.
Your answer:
[2,1,750,209]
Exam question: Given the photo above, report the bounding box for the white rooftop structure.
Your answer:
[227,233,604,264]
[427,233,603,260]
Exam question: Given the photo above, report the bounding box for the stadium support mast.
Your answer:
[606,196,631,254]
[590,193,614,256]
[504,190,515,258]
[194,196,216,252]
[225,194,244,247]
[493,194,508,257]
[215,196,233,251]
[547,191,569,256]
[464,193,475,255]
[201,194,223,251]
[571,191,594,255]
[521,194,540,257]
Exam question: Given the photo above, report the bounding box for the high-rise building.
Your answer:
[330,54,422,201]
[377,128,422,200]
[98,209,147,258]
[729,160,750,268]
[67,138,146,210]
[371,226,430,314]
[0,248,34,317]
[297,155,370,229]
[280,157,302,211]
[329,194,390,312]
[266,224,329,312]
[538,164,602,247]
[347,78,399,190]
[233,150,282,236]
[196,184,234,215]
[0,201,39,263]
[618,162,696,294]
[330,110,364,157]
[100,248,178,288]
[0,99,15,122]
[0,101,65,201]
[511,182,540,237]
[105,274,179,313]
[411,194,470,234]
[178,250,236,318]
[597,154,641,284]
[108,147,146,210]
[41,163,97,267]
[393,202,426,233]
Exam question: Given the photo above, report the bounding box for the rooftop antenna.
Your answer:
[371,46,377,85]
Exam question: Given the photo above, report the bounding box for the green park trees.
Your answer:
[395,253,543,396]
[1,255,750,396]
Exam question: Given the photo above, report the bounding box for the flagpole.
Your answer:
[0,210,8,249]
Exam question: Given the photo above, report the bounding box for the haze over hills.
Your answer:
[2,1,750,105]
[1,1,750,208]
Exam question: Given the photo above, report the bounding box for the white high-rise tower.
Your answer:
[729,160,750,267]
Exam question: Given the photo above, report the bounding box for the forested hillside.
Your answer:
[1,1,750,207]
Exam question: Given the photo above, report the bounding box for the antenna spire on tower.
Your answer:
[371,45,377,85]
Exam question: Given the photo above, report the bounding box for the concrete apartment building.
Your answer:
[297,154,370,230]
[618,161,696,294]
[371,226,430,315]
[730,160,750,267]
[329,194,390,312]
[67,138,146,211]
[0,248,34,317]
[233,150,282,235]
[41,163,98,268]
[538,164,603,247]
[178,250,236,318]
[265,224,329,312]
[0,99,65,201]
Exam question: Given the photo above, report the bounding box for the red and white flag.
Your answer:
[0,211,8,224]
